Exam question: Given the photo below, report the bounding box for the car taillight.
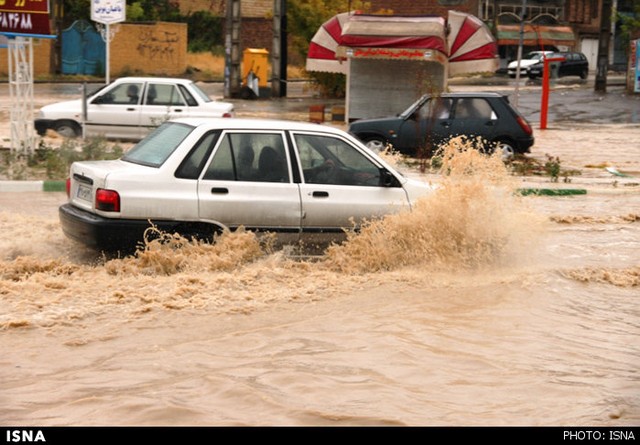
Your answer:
[95,188,120,212]
[222,111,234,118]
[66,178,71,198]
[516,116,533,136]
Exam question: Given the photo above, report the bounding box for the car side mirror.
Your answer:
[380,169,397,187]
[92,93,113,104]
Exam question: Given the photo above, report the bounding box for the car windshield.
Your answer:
[122,122,194,167]
[527,52,547,61]
[189,82,212,103]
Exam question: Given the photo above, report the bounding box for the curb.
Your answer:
[0,180,66,193]
[517,188,587,196]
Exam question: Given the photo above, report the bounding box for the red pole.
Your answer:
[540,56,564,130]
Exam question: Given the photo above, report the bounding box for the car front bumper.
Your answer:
[34,119,55,136]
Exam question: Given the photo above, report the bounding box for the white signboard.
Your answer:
[91,0,126,25]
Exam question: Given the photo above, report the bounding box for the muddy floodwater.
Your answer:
[1,97,639,425]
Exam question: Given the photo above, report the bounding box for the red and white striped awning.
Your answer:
[447,10,499,76]
[338,14,447,62]
[305,11,498,77]
[305,12,350,74]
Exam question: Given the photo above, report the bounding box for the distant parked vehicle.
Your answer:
[507,50,554,78]
[527,52,589,79]
[348,92,534,159]
[35,77,235,140]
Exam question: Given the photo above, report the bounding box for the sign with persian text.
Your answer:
[0,0,51,35]
[91,0,126,25]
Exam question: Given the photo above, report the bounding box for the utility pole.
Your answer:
[272,0,287,97]
[595,0,613,92]
[225,0,242,98]
[513,0,527,107]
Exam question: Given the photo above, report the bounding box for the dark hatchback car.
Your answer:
[528,51,589,79]
[348,92,534,158]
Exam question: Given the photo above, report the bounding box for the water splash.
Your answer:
[324,137,545,273]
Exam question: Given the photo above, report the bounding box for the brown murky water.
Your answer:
[1,126,639,426]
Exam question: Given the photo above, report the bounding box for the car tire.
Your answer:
[495,139,516,162]
[363,137,388,153]
[580,69,588,80]
[54,120,81,138]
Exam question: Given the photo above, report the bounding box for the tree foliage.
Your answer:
[286,0,372,97]
[617,1,640,42]
[60,0,221,52]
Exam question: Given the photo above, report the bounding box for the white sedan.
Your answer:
[507,50,553,78]
[35,77,235,140]
[59,118,435,252]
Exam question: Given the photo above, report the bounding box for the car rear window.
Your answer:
[122,122,193,167]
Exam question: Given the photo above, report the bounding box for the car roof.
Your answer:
[438,92,505,98]
[112,76,196,84]
[170,117,346,134]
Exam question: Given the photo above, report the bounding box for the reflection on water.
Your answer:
[0,142,638,426]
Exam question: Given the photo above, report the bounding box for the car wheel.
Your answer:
[363,137,388,153]
[54,120,81,138]
[495,139,516,162]
[580,69,588,80]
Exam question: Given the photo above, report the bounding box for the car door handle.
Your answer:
[211,187,228,194]
[312,191,329,198]
[173,109,183,112]
[126,108,136,111]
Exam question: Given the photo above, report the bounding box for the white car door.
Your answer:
[86,81,143,139]
[141,82,192,137]
[293,132,411,233]
[197,131,302,241]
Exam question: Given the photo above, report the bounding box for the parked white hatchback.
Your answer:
[35,77,235,140]
[60,118,435,252]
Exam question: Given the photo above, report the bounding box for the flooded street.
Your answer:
[0,81,639,426]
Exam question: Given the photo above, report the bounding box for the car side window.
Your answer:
[96,82,143,105]
[146,83,185,106]
[295,133,384,187]
[178,85,199,106]
[455,98,494,120]
[418,97,452,120]
[203,133,289,183]
[175,131,220,179]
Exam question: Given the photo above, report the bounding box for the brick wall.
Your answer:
[176,0,272,17]
[177,0,225,15]
[0,38,53,77]
[109,22,188,77]
[367,0,476,16]
[565,0,600,33]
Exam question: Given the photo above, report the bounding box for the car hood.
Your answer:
[39,99,83,115]
[349,116,403,132]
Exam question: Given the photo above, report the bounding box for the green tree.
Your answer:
[287,0,372,97]
[618,2,640,42]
